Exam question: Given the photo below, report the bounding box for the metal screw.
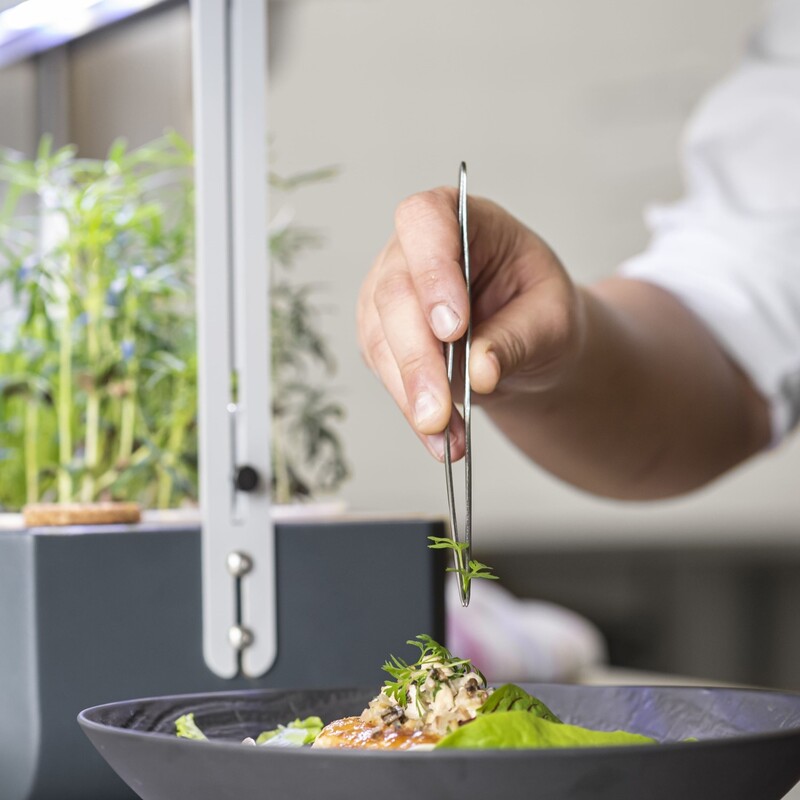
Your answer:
[226,550,253,577]
[229,624,254,650]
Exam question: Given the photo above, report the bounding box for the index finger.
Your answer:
[394,187,470,343]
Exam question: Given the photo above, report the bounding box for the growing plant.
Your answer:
[0,133,347,511]
[268,167,349,504]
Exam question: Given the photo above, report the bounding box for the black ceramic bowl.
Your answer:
[79,684,800,800]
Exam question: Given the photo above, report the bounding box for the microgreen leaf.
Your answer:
[427,536,498,596]
[427,535,468,553]
[380,634,485,706]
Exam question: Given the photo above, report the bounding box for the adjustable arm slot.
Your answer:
[191,0,276,679]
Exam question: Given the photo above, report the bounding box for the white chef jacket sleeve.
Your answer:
[619,0,800,443]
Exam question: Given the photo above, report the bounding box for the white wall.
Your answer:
[69,4,193,156]
[0,60,36,152]
[3,0,799,547]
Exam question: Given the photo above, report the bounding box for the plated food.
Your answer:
[81,681,800,800]
[314,635,491,750]
[176,634,655,750]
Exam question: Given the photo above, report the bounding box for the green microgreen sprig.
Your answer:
[381,634,484,707]
[427,536,499,596]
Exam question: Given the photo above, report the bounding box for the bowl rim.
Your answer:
[76,683,800,760]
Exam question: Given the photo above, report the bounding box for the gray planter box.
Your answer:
[0,516,445,800]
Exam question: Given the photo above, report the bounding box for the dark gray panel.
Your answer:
[0,534,38,800]
[0,518,445,800]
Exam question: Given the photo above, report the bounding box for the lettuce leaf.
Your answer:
[175,713,207,740]
[478,684,562,722]
[435,710,656,750]
[255,716,324,747]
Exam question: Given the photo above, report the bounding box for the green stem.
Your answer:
[272,416,292,505]
[118,290,139,466]
[81,258,102,502]
[118,388,136,466]
[156,374,194,508]
[96,444,149,494]
[57,308,73,502]
[82,391,99,501]
[156,393,177,508]
[156,425,180,510]
[156,461,174,510]
[24,400,39,504]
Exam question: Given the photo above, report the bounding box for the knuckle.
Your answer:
[372,270,414,314]
[397,350,429,388]
[528,296,580,377]
[498,327,528,372]
[546,302,573,351]
[394,191,436,228]
[394,188,453,229]
[545,284,581,357]
[364,331,391,371]
[417,256,452,290]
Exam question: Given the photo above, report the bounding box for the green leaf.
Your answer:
[435,711,656,750]
[427,536,498,595]
[0,131,347,510]
[478,684,562,723]
[379,635,484,706]
[427,535,467,553]
[269,166,339,193]
[255,716,324,746]
[175,713,207,740]
[467,559,499,581]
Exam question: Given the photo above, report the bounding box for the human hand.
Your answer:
[357,188,586,462]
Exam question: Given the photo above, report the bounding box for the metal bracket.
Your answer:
[191,0,276,679]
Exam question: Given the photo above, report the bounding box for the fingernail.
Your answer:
[414,391,441,426]
[431,304,460,339]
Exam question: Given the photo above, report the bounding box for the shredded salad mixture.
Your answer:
[361,634,491,738]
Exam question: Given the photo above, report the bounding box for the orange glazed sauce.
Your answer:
[313,717,439,750]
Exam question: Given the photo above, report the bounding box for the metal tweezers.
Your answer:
[444,162,473,607]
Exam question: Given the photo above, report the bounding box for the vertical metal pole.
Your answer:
[191,0,276,679]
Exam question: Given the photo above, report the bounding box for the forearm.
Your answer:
[482,277,771,499]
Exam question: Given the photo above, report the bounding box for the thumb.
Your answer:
[469,282,580,395]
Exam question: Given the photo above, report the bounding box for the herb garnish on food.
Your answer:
[427,535,498,596]
[381,633,485,707]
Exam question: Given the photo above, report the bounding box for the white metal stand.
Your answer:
[190,0,276,679]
